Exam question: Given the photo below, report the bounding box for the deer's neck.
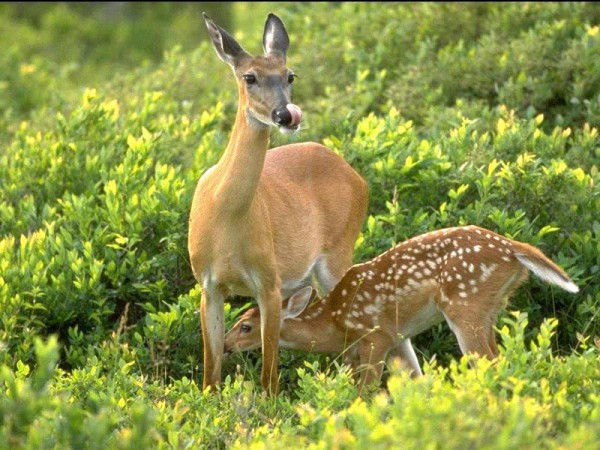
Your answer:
[283,301,348,353]
[213,92,270,214]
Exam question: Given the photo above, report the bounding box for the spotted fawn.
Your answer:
[225,225,579,390]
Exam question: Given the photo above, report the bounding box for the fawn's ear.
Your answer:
[263,13,289,60]
[203,12,251,67]
[283,286,313,320]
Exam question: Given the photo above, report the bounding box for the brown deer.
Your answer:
[188,13,369,394]
[224,225,579,391]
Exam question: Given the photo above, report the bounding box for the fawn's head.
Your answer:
[224,286,315,355]
[204,13,302,134]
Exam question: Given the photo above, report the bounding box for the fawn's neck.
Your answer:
[285,300,349,353]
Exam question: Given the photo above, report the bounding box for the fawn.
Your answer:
[224,225,579,390]
[188,14,368,394]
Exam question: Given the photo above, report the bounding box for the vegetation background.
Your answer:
[0,2,599,448]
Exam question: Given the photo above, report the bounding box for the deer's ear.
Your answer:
[263,13,289,59]
[203,12,251,67]
[283,286,313,320]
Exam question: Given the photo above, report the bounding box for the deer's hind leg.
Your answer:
[443,311,498,361]
[440,275,526,362]
[439,291,499,362]
[315,251,351,294]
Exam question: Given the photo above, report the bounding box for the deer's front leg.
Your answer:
[391,338,423,377]
[357,337,390,395]
[256,286,282,395]
[200,286,225,390]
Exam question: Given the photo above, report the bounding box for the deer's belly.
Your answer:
[398,298,445,338]
[203,258,261,298]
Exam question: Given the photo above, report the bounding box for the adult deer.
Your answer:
[224,225,579,391]
[188,13,369,394]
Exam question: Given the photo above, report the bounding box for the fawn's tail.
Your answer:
[512,241,579,293]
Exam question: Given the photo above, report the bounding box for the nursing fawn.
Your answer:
[224,225,579,390]
[188,14,368,394]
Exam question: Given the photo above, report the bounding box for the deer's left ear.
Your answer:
[203,12,251,67]
[283,286,313,320]
[263,13,289,59]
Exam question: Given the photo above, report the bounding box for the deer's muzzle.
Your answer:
[272,103,302,128]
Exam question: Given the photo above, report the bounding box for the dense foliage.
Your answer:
[0,2,599,448]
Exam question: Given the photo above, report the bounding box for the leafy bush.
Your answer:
[280,3,600,138]
[7,314,595,448]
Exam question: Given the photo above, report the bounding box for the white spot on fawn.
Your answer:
[364,304,379,316]
[479,263,498,282]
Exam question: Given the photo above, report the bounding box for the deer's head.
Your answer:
[204,13,302,134]
[224,286,315,355]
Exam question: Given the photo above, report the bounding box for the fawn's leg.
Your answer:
[444,310,497,361]
[357,337,390,394]
[388,338,423,377]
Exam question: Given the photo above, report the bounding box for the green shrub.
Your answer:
[228,313,600,449]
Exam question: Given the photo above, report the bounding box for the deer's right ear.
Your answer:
[283,286,313,320]
[263,13,289,59]
[203,13,250,66]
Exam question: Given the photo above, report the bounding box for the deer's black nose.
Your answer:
[272,108,292,126]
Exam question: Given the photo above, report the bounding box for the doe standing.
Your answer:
[188,13,369,394]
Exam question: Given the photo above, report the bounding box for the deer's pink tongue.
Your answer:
[286,103,302,127]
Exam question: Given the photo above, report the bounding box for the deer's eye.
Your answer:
[240,324,252,333]
[288,73,297,84]
[242,74,257,85]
